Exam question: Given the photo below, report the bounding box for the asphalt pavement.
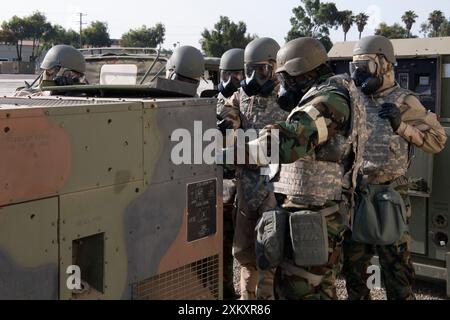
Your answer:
[0,74,38,96]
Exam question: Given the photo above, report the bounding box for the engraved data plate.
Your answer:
[187,179,217,242]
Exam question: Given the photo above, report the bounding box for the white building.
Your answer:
[0,40,34,62]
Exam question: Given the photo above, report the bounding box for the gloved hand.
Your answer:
[217,107,238,134]
[222,166,235,180]
[217,115,234,134]
[378,103,402,132]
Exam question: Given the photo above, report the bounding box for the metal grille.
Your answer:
[0,97,121,107]
[132,255,220,300]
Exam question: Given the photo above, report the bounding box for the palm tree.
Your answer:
[420,22,430,38]
[339,10,354,41]
[401,10,418,38]
[355,13,370,39]
[428,10,445,37]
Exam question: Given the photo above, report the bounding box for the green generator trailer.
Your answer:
[0,50,223,300]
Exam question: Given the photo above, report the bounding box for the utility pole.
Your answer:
[78,13,87,48]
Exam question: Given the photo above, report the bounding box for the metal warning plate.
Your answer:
[187,179,217,242]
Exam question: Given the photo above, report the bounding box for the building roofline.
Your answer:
[329,37,450,59]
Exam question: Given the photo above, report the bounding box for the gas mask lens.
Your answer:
[245,63,272,85]
[220,70,244,83]
[219,70,243,98]
[166,69,177,80]
[349,60,377,76]
[350,59,384,94]
[277,72,296,90]
[42,66,61,80]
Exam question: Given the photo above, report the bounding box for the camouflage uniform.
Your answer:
[261,73,366,300]
[216,92,227,115]
[14,84,52,97]
[222,178,237,299]
[224,86,289,300]
[217,92,238,299]
[342,84,447,300]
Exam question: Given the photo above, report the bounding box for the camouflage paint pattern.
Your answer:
[0,95,222,300]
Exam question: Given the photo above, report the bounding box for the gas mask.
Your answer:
[241,63,276,97]
[41,67,83,87]
[166,69,199,86]
[349,58,383,95]
[54,75,79,86]
[218,70,243,98]
[276,71,315,112]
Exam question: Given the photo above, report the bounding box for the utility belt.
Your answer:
[255,204,339,271]
[351,175,409,245]
[357,174,409,192]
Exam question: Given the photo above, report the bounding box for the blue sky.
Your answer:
[1,0,448,50]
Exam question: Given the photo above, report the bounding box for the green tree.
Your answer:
[420,11,447,37]
[438,20,450,36]
[354,12,370,39]
[200,16,255,57]
[401,10,418,38]
[83,21,111,47]
[160,48,173,55]
[375,22,407,39]
[428,10,446,36]
[420,22,430,37]
[0,29,15,45]
[121,23,165,47]
[338,10,354,41]
[44,25,80,48]
[1,16,29,61]
[286,0,341,51]
[25,11,53,61]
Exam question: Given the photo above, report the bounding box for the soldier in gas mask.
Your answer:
[342,35,447,300]
[217,48,245,104]
[245,37,368,300]
[219,37,288,300]
[15,44,86,96]
[165,45,205,93]
[215,48,244,300]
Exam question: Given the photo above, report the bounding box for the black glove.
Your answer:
[222,166,235,180]
[216,114,234,134]
[378,103,401,132]
[217,107,239,135]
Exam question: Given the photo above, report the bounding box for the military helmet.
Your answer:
[40,45,86,74]
[353,35,396,63]
[220,48,244,71]
[166,45,205,79]
[275,37,328,76]
[244,37,280,64]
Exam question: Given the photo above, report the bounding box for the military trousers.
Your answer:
[222,178,237,299]
[223,202,237,299]
[233,171,277,300]
[342,185,415,300]
[342,232,415,300]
